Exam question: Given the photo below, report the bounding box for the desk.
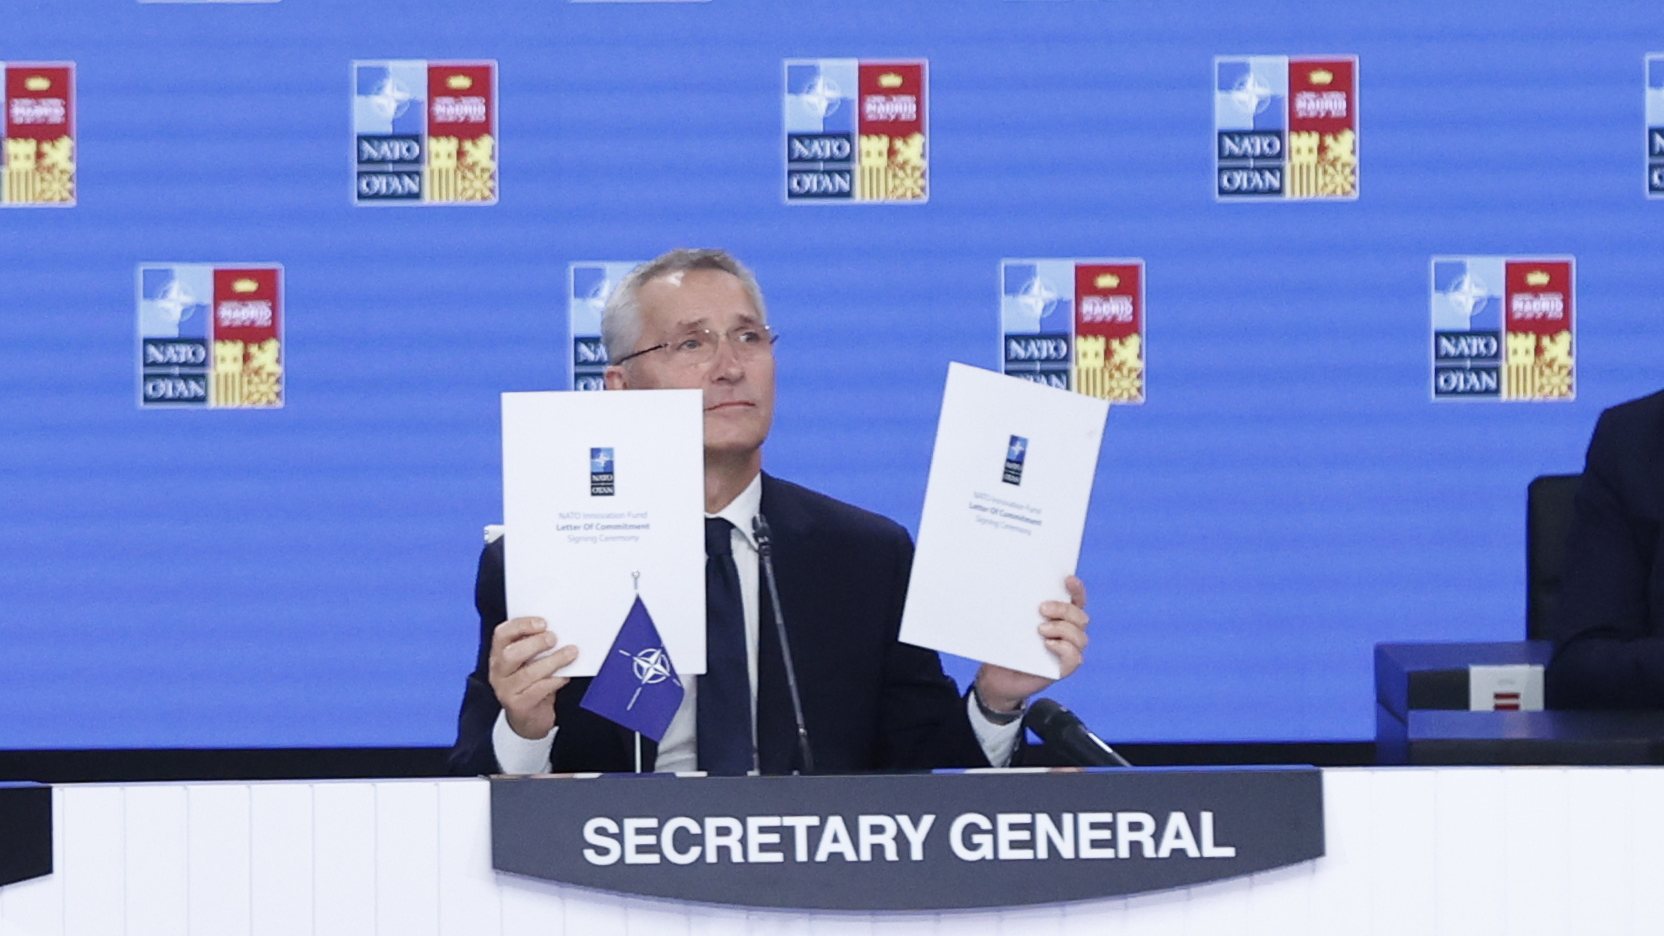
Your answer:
[1403,710,1664,765]
[2,769,1661,934]
[1375,641,1553,764]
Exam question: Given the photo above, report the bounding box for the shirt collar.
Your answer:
[707,471,763,552]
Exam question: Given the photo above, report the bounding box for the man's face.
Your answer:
[604,269,776,459]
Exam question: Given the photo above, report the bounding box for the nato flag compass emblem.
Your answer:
[581,594,686,741]
[623,646,677,712]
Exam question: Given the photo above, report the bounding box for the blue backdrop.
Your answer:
[2,0,1660,748]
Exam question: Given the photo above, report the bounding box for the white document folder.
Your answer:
[501,389,705,677]
[899,363,1109,678]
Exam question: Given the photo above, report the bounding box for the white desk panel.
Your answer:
[1365,767,1438,936]
[373,782,439,936]
[250,782,314,936]
[435,779,500,936]
[1306,767,1373,932]
[58,786,123,936]
[187,784,252,936]
[1432,769,1508,936]
[311,783,377,936]
[4,769,1664,936]
[123,785,187,936]
[1623,769,1664,936]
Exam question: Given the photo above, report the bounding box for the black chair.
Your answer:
[1526,474,1580,640]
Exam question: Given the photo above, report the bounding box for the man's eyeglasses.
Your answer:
[613,324,779,368]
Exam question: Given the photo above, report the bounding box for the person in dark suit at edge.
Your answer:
[449,249,1092,775]
[1546,388,1664,708]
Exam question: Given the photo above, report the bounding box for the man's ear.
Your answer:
[603,366,628,390]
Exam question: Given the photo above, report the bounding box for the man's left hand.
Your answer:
[974,575,1090,714]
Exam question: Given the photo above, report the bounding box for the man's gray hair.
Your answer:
[600,248,769,363]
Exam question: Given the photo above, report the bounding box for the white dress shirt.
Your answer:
[492,472,1022,773]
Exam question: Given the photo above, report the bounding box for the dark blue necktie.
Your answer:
[698,517,753,775]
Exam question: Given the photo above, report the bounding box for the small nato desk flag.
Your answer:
[580,596,685,742]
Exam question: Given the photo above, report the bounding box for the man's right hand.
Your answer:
[488,617,579,740]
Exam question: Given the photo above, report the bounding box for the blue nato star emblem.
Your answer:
[368,76,414,123]
[1003,434,1029,485]
[153,277,198,328]
[582,275,616,319]
[622,646,679,711]
[795,74,838,122]
[1016,275,1060,321]
[591,449,614,473]
[580,596,682,739]
[1445,272,1490,322]
[800,73,843,122]
[1230,69,1273,117]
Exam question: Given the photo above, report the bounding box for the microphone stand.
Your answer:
[753,515,815,775]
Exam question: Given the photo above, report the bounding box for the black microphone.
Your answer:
[1024,698,1132,768]
[752,514,815,775]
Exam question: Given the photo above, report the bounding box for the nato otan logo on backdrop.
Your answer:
[569,261,642,390]
[1430,257,1574,402]
[1,62,74,206]
[136,265,284,408]
[353,61,497,205]
[1214,56,1357,200]
[784,59,927,203]
[1001,259,1145,404]
[1647,54,1664,196]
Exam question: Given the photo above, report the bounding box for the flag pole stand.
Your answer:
[633,572,643,774]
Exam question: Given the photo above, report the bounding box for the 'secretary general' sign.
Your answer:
[490,768,1324,911]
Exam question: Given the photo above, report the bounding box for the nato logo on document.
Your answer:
[590,448,616,496]
[1002,436,1029,486]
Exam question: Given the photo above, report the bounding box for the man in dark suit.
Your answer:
[449,249,1090,775]
[1546,388,1664,708]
